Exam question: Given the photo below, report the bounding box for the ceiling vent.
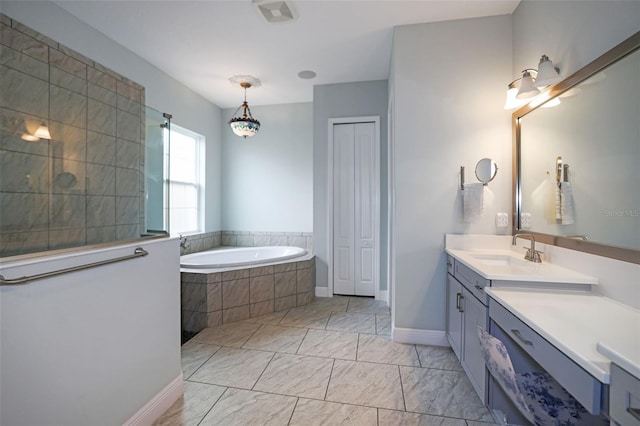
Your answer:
[255,1,296,24]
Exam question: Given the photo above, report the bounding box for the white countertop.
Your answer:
[446,248,598,285]
[486,287,640,383]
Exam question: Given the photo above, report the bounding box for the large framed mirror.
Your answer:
[513,31,640,264]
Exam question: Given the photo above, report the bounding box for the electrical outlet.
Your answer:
[521,213,532,228]
[495,212,509,228]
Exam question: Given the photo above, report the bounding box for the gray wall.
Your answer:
[313,80,389,292]
[390,15,513,331]
[3,0,224,234]
[221,102,313,233]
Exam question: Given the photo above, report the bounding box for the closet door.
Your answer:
[333,122,376,296]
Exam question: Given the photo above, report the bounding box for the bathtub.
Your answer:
[180,246,307,269]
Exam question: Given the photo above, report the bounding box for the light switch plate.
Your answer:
[495,212,509,228]
[521,213,532,228]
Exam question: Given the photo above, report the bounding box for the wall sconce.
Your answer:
[504,54,562,109]
[21,120,52,142]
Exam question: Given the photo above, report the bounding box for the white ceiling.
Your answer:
[54,0,519,108]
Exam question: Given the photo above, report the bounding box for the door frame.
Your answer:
[327,116,381,299]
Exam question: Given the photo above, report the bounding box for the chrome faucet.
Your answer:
[512,233,542,263]
[179,234,190,251]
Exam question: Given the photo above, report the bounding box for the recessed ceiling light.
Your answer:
[298,70,317,80]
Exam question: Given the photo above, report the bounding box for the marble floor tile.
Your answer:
[399,367,493,422]
[378,409,467,426]
[242,324,308,353]
[240,310,288,325]
[199,388,297,426]
[192,322,260,347]
[289,398,377,425]
[180,341,221,379]
[297,328,358,360]
[253,353,333,399]
[347,297,390,315]
[466,421,497,425]
[357,334,420,366]
[326,312,376,334]
[416,345,463,371]
[279,307,332,329]
[376,315,392,335]
[305,296,350,312]
[189,347,274,389]
[325,360,404,410]
[152,381,225,426]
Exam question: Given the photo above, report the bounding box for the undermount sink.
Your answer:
[468,253,530,267]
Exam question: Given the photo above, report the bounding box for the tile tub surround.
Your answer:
[179,231,313,256]
[181,256,316,332]
[0,14,145,257]
[154,297,496,425]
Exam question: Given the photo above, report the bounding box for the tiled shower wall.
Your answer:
[0,14,145,257]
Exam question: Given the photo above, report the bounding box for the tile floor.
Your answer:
[154,296,496,426]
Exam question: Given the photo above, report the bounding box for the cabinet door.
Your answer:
[446,275,463,360]
[463,291,488,403]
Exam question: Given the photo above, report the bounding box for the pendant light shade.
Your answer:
[228,82,260,139]
[504,83,528,110]
[33,122,52,140]
[534,54,562,87]
[516,70,540,99]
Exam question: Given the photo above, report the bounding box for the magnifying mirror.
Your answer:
[475,158,498,184]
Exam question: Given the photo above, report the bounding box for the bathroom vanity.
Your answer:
[445,234,640,424]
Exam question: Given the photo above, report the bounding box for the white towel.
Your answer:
[463,183,484,223]
[554,184,562,220]
[560,182,574,225]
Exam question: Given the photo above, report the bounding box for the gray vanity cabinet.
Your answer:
[446,255,489,403]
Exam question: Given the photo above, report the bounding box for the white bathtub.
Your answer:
[180,246,307,269]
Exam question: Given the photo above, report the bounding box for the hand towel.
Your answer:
[560,182,574,225]
[554,184,562,220]
[463,183,484,223]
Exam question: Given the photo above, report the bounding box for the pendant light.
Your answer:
[228,81,260,139]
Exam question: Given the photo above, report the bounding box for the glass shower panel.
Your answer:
[144,106,170,234]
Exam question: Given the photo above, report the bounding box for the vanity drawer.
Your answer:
[454,259,489,303]
[610,363,640,425]
[489,299,603,414]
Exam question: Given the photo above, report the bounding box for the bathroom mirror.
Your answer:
[475,158,498,184]
[513,31,639,264]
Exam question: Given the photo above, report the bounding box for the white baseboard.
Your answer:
[392,327,449,347]
[124,373,183,426]
[315,287,329,297]
[377,290,388,303]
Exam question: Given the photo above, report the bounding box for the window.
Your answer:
[164,124,204,235]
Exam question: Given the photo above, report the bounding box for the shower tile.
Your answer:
[115,196,139,225]
[88,82,117,106]
[51,157,86,194]
[86,226,116,245]
[296,268,314,293]
[49,227,86,250]
[207,282,222,312]
[1,25,49,62]
[87,98,116,136]
[49,48,86,78]
[87,67,117,92]
[180,341,221,379]
[347,297,390,315]
[287,235,307,249]
[117,80,142,103]
[253,235,270,246]
[221,233,236,246]
[0,44,48,80]
[325,360,404,410]
[249,265,274,277]
[117,109,140,142]
[199,388,296,426]
[115,223,139,240]
[357,334,420,366]
[378,409,467,426]
[222,278,250,308]
[274,271,297,297]
[0,230,48,257]
[152,381,225,426]
[279,307,330,329]
[192,321,260,347]
[274,295,297,312]
[249,274,274,303]
[182,282,206,312]
[50,85,86,128]
[326,312,376,334]
[250,300,274,318]
[49,121,86,162]
[243,325,307,354]
[376,315,392,335]
[269,234,287,246]
[399,367,493,421]
[50,194,86,229]
[0,66,49,117]
[50,66,86,95]
[0,193,48,232]
[87,131,116,166]
[297,329,358,360]
[223,305,250,323]
[117,94,141,116]
[115,167,139,196]
[235,234,252,246]
[189,347,273,389]
[86,163,116,195]
[416,345,463,371]
[11,21,58,49]
[290,399,377,426]
[0,109,49,156]
[86,196,115,227]
[0,151,49,193]
[296,291,313,307]
[116,139,140,170]
[253,353,333,399]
